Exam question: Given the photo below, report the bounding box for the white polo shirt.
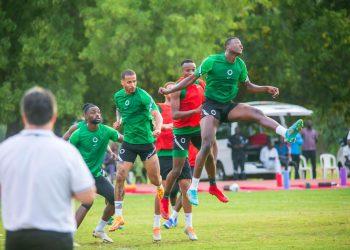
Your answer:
[260,146,282,173]
[0,129,95,232]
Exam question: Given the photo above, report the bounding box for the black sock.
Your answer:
[209,178,216,186]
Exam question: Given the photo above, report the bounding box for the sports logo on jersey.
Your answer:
[92,137,98,146]
[119,149,125,154]
[181,138,186,143]
[211,110,217,115]
[227,69,235,80]
[125,100,130,106]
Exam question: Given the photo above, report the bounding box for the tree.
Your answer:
[240,0,350,150]
[0,1,92,135]
[79,0,252,121]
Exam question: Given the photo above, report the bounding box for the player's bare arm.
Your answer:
[62,124,78,141]
[159,74,197,95]
[113,109,122,130]
[170,90,201,120]
[152,110,163,137]
[161,123,173,130]
[245,81,279,98]
[117,134,124,143]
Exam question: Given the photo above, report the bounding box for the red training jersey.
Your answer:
[173,77,206,129]
[155,103,173,151]
[188,143,198,167]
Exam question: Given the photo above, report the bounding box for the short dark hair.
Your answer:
[82,103,97,114]
[225,36,239,48]
[180,59,194,66]
[121,69,136,80]
[21,86,57,125]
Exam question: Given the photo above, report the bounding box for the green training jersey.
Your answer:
[76,120,85,129]
[114,87,158,144]
[194,53,248,103]
[70,123,119,178]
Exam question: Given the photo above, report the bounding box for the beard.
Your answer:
[91,118,102,124]
[228,47,242,55]
[127,87,136,93]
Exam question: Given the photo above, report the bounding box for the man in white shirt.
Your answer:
[0,87,96,250]
[260,139,281,173]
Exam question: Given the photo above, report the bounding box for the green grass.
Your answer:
[1,189,350,249]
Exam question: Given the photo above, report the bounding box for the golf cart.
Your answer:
[201,101,313,180]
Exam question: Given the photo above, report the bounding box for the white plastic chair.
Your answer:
[320,153,338,179]
[299,155,313,179]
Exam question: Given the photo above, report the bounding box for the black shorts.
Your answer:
[6,229,73,250]
[202,98,238,122]
[82,176,114,209]
[173,133,201,158]
[118,142,156,162]
[95,176,114,205]
[159,156,192,180]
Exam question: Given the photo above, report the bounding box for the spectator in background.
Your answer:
[260,138,281,174]
[343,131,350,169]
[248,125,268,146]
[228,126,248,180]
[290,133,303,179]
[301,120,318,179]
[0,87,95,250]
[104,142,119,183]
[275,136,290,170]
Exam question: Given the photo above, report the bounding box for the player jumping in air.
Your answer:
[160,59,227,214]
[159,37,303,206]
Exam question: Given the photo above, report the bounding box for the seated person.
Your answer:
[260,138,281,173]
[275,136,290,170]
[343,131,350,169]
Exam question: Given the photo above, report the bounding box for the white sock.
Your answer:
[190,178,200,190]
[95,219,107,232]
[153,214,161,228]
[276,125,287,138]
[114,201,123,216]
[170,210,179,220]
[185,213,192,228]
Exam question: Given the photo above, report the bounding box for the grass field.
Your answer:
[1,189,350,249]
